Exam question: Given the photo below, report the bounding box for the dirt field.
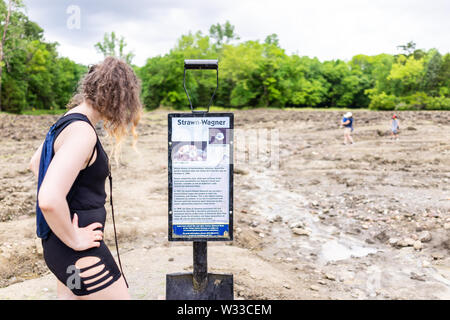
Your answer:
[0,109,449,300]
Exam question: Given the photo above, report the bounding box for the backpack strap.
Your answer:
[108,164,129,288]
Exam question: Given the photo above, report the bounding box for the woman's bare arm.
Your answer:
[38,122,103,251]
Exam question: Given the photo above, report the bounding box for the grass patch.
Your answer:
[21,109,66,116]
[282,107,369,112]
[149,106,371,113]
[153,105,250,112]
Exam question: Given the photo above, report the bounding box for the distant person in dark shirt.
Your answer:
[341,112,354,145]
[391,114,400,140]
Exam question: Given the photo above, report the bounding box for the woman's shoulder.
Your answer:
[54,119,97,153]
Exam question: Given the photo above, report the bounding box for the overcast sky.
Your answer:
[22,0,450,67]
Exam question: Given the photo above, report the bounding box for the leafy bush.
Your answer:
[425,96,450,110]
[404,92,430,110]
[368,92,398,110]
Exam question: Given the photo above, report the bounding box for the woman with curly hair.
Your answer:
[28,57,143,300]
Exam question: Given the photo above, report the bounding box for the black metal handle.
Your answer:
[185,59,218,70]
[193,241,208,291]
[183,59,219,113]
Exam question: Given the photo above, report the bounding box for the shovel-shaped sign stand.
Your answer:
[183,59,219,114]
[166,59,234,300]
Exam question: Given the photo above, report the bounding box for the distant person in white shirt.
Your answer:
[391,114,400,140]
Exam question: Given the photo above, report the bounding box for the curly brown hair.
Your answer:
[68,56,143,161]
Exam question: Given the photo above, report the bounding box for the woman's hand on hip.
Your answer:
[70,214,103,251]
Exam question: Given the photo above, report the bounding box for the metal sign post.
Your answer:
[166,60,234,300]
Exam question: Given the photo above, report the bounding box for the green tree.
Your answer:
[264,34,279,47]
[423,49,443,96]
[397,41,416,56]
[0,0,84,113]
[437,53,450,96]
[322,59,362,108]
[95,32,135,64]
[0,0,24,111]
[387,54,425,95]
[209,21,239,48]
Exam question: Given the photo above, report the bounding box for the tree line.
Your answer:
[0,0,85,113]
[138,31,450,111]
[1,1,449,114]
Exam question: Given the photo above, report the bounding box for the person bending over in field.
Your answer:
[341,112,354,145]
[29,57,143,300]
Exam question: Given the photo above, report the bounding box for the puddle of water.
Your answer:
[248,170,381,264]
[320,239,378,263]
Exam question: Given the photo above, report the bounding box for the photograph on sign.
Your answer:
[172,141,208,162]
[168,114,234,241]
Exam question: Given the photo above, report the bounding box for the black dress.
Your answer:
[41,113,122,296]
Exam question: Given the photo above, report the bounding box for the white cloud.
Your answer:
[23,0,450,66]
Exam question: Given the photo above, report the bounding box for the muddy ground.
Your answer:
[0,109,449,300]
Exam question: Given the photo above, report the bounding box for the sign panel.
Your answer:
[168,113,234,241]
